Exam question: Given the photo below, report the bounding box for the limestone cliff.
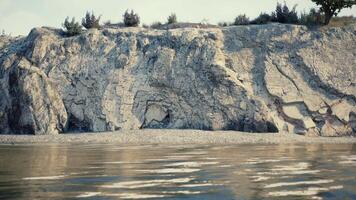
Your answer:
[0,23,355,136]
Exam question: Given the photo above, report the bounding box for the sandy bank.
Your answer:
[0,130,355,145]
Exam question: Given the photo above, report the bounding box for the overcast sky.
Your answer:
[0,0,355,36]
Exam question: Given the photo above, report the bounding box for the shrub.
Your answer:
[300,8,324,26]
[62,17,83,37]
[150,22,163,29]
[274,2,299,24]
[167,13,177,24]
[328,16,356,27]
[82,11,101,29]
[233,14,250,25]
[123,10,140,27]
[311,0,356,25]
[218,22,229,27]
[251,13,273,24]
[103,20,111,26]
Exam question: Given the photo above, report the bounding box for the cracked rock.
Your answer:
[0,24,355,136]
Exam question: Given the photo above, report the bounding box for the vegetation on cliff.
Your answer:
[58,1,354,36]
[311,0,356,24]
[123,10,140,27]
[167,13,178,24]
[82,11,101,29]
[62,17,82,36]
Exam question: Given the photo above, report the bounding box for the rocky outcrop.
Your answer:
[0,24,355,136]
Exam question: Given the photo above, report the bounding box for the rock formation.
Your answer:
[0,23,355,136]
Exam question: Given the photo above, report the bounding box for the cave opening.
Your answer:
[66,114,91,133]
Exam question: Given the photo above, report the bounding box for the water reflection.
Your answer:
[0,144,355,199]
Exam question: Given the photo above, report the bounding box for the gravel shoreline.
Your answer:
[0,130,355,145]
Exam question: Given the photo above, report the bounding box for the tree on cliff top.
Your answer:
[233,14,250,25]
[167,13,178,24]
[82,11,101,29]
[273,2,299,24]
[63,17,82,37]
[123,10,140,27]
[311,0,356,24]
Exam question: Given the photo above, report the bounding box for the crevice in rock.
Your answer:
[8,71,24,133]
[290,49,356,103]
[222,118,279,133]
[66,114,91,133]
[349,112,356,133]
[143,111,171,129]
[267,121,279,133]
[270,59,301,92]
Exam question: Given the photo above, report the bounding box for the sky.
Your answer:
[0,0,355,36]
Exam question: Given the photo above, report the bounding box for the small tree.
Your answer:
[274,2,299,24]
[251,13,273,24]
[311,0,356,25]
[167,13,177,24]
[233,14,250,25]
[63,17,83,37]
[218,22,229,27]
[151,22,163,29]
[123,10,140,27]
[82,11,101,29]
[1,29,5,36]
[300,8,324,26]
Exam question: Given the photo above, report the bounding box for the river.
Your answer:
[0,143,355,199]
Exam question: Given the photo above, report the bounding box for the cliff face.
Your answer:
[0,24,355,136]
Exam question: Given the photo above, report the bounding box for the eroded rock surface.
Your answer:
[0,24,355,136]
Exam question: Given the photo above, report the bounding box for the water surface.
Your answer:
[0,143,355,199]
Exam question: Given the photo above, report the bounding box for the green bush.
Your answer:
[167,13,177,24]
[82,11,101,29]
[233,14,250,25]
[251,13,273,24]
[300,8,324,26]
[273,2,299,24]
[150,22,163,29]
[62,17,83,37]
[123,10,140,27]
[218,22,229,27]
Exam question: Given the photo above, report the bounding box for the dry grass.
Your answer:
[327,16,356,27]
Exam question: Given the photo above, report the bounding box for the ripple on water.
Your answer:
[105,193,167,199]
[144,158,167,162]
[101,177,194,189]
[76,192,101,198]
[162,190,202,195]
[251,175,271,182]
[204,157,219,160]
[272,162,311,171]
[22,175,66,180]
[244,159,284,165]
[102,161,143,164]
[172,151,207,155]
[136,168,201,174]
[338,155,356,165]
[257,170,321,175]
[164,155,194,159]
[180,182,221,187]
[264,179,334,188]
[267,185,344,197]
[164,161,219,167]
